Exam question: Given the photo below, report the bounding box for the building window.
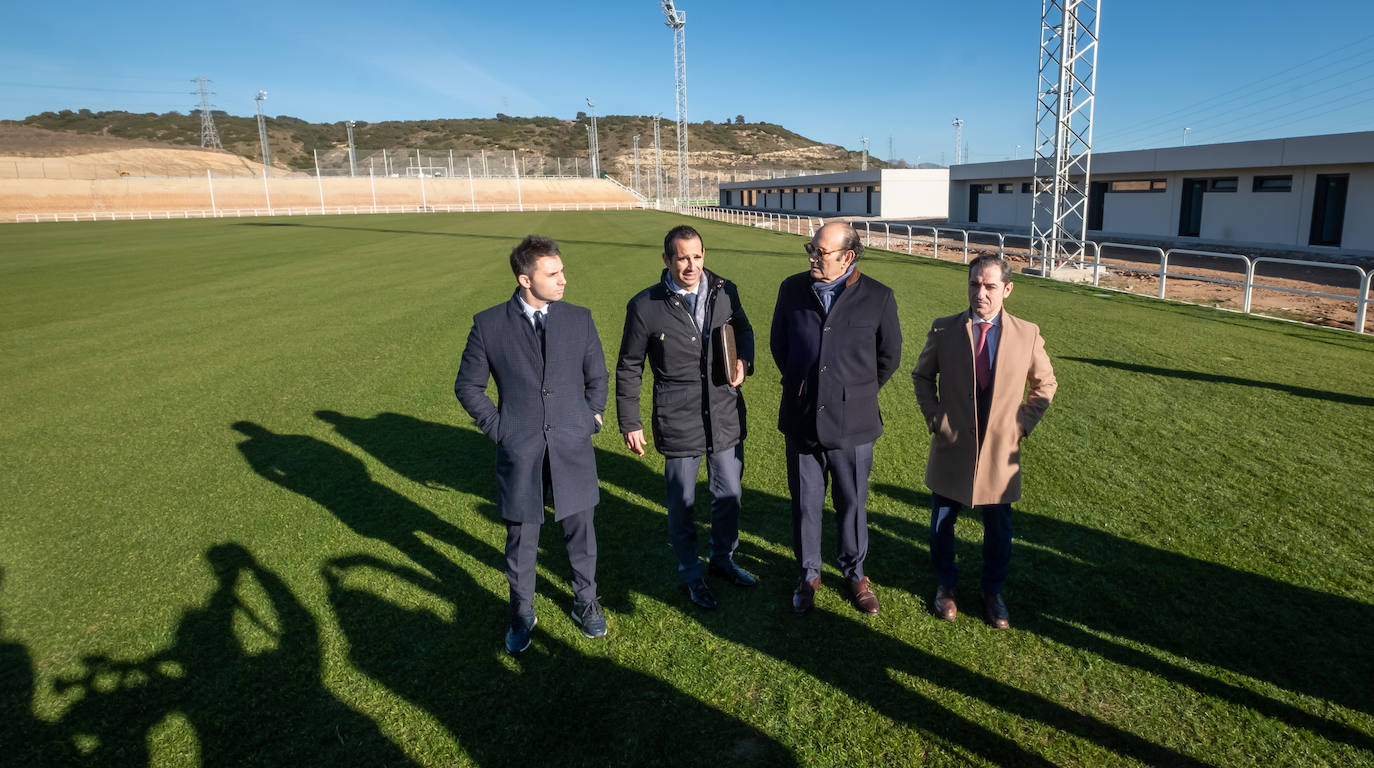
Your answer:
[806,188,814,193]
[1021,182,1032,193]
[973,184,993,193]
[1253,175,1292,192]
[1108,179,1167,193]
[1209,177,1238,192]
[824,187,839,193]
[870,185,881,193]
[998,183,1013,193]
[844,185,863,193]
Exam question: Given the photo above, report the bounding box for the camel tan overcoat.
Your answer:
[912,309,1056,506]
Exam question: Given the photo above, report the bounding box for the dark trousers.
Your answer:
[505,511,597,619]
[504,451,597,618]
[664,443,744,582]
[785,438,874,583]
[929,491,1012,595]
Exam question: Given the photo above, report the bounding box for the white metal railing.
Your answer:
[11,201,652,223]
[699,206,1370,334]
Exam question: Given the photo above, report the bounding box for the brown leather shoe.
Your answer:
[792,577,821,615]
[934,585,958,621]
[983,592,1010,629]
[848,577,880,615]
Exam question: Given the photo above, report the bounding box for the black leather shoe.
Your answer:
[685,578,718,610]
[708,560,758,588]
[792,577,821,615]
[983,592,1010,629]
[934,585,958,621]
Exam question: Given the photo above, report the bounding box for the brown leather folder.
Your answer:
[713,323,737,385]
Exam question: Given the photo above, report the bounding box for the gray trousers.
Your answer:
[785,438,874,583]
[664,442,744,582]
[504,509,597,619]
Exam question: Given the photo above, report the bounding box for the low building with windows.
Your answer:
[717,168,950,219]
[947,131,1373,255]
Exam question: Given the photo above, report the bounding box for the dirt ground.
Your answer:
[860,231,1370,334]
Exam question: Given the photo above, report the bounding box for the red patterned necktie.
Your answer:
[974,322,992,391]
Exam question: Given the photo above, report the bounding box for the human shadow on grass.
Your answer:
[318,410,1209,766]
[234,418,797,766]
[874,482,1374,749]
[44,543,414,767]
[0,568,75,765]
[1063,356,1374,407]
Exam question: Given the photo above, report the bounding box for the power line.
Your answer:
[1114,71,1374,149]
[1099,34,1374,149]
[0,81,187,95]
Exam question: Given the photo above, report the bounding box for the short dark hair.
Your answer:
[968,254,1012,284]
[663,224,703,258]
[510,235,560,278]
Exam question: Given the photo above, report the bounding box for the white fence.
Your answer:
[685,207,1372,335]
[13,201,652,223]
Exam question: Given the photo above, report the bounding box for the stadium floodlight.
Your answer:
[660,1,689,205]
[193,77,222,150]
[652,112,664,204]
[1182,127,1191,146]
[633,134,641,195]
[254,91,271,177]
[951,118,964,165]
[1029,0,1101,276]
[586,98,600,178]
[346,121,357,177]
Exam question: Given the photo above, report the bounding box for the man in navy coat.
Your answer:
[770,222,902,616]
[455,235,609,653]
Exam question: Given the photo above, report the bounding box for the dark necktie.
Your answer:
[534,312,546,355]
[974,322,992,391]
[683,292,697,316]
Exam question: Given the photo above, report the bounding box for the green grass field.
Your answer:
[1,211,1371,767]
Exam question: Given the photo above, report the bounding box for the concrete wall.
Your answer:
[945,131,1374,254]
[718,168,948,219]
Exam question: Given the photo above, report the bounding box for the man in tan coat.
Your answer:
[912,255,1056,628]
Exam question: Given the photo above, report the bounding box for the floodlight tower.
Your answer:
[951,118,964,165]
[860,136,869,170]
[1029,0,1101,274]
[586,98,600,178]
[653,113,665,203]
[193,77,222,149]
[254,90,271,176]
[660,0,689,204]
[346,120,358,177]
[633,134,641,194]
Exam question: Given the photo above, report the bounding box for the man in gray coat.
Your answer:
[455,235,609,653]
[616,225,757,610]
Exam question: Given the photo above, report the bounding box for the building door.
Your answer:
[1178,178,1206,237]
[866,186,873,215]
[968,186,980,223]
[1087,181,1107,231]
[1309,174,1349,246]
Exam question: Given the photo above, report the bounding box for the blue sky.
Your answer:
[3,0,1372,164]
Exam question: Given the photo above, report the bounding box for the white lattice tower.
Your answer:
[952,118,964,165]
[653,113,664,203]
[660,1,688,204]
[633,134,641,194]
[254,90,271,176]
[193,77,222,149]
[1030,0,1101,272]
[860,136,868,170]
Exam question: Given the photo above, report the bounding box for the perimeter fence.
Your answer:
[685,206,1373,335]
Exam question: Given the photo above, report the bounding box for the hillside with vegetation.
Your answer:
[2,110,889,175]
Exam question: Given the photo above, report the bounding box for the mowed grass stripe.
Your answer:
[1,211,1371,767]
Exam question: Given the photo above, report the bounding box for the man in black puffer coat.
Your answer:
[617,225,757,610]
